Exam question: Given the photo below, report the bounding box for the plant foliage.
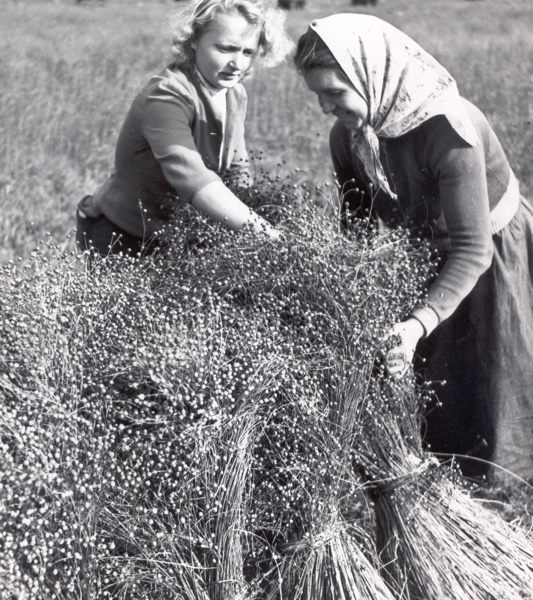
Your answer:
[1,175,532,599]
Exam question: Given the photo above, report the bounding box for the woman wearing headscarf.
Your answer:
[294,14,533,480]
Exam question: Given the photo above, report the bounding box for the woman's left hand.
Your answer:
[380,318,425,379]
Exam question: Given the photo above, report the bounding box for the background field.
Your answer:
[0,0,532,262]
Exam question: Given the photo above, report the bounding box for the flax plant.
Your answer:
[1,170,532,600]
[156,173,435,599]
[353,374,533,600]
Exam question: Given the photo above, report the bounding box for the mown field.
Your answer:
[0,0,532,262]
[1,0,533,598]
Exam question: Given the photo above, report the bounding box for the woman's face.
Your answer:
[192,11,260,90]
[303,67,369,132]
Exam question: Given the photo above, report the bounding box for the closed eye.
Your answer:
[217,45,257,56]
[315,90,343,102]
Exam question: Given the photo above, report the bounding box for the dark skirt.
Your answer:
[417,197,533,481]
[76,196,158,259]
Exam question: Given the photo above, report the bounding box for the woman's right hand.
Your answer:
[246,210,282,239]
[265,227,282,240]
[380,318,425,379]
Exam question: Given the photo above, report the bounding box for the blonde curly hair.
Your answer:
[170,0,294,69]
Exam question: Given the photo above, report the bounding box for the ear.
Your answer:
[190,29,199,52]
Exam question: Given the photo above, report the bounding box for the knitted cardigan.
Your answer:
[330,98,517,333]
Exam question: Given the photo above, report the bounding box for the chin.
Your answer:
[218,81,238,90]
[343,120,363,132]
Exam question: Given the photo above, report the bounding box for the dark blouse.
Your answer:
[330,98,514,330]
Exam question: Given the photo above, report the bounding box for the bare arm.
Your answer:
[191,181,280,238]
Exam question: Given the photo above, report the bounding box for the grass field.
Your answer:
[0,0,532,261]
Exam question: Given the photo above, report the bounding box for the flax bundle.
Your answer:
[256,364,399,600]
[160,187,533,600]
[265,512,397,600]
[354,377,533,600]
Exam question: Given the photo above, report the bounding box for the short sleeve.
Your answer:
[141,84,221,202]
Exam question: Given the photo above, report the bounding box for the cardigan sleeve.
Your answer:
[141,85,221,202]
[412,118,493,331]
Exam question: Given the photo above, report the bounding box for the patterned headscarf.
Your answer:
[310,14,479,199]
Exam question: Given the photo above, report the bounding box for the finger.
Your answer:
[386,350,407,378]
[387,363,409,379]
[380,336,399,353]
[388,368,404,380]
[380,327,404,348]
[386,350,406,365]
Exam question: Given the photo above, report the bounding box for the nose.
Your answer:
[228,52,245,71]
[318,94,335,114]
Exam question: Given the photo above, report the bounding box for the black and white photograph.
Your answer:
[1,0,532,597]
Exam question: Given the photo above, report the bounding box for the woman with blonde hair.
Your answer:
[294,14,533,480]
[77,0,293,256]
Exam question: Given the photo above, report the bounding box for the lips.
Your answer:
[333,111,349,119]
